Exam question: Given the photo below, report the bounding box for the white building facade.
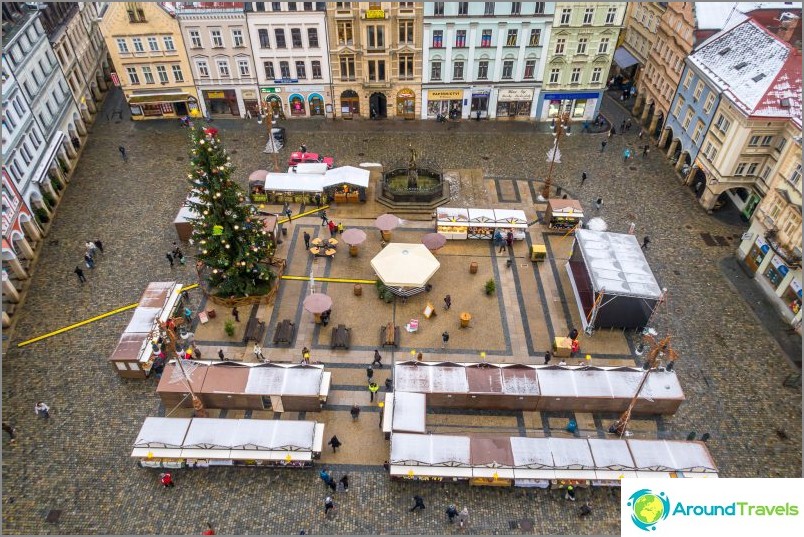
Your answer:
[422,1,554,120]
[245,2,332,119]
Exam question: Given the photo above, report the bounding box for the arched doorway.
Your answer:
[691,168,707,198]
[369,92,387,119]
[265,95,284,119]
[340,90,359,119]
[309,93,324,116]
[288,94,306,116]
[396,88,415,119]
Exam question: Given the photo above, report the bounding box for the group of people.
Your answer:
[493,229,515,253]
[166,243,186,268]
[74,239,104,284]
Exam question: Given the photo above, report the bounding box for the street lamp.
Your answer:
[540,111,571,201]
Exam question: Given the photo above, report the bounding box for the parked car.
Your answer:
[288,152,334,169]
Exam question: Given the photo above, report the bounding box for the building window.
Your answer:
[549,68,560,83]
[398,2,414,9]
[560,8,571,25]
[399,21,414,44]
[682,109,693,129]
[735,162,747,175]
[291,28,303,48]
[789,164,802,187]
[335,2,351,9]
[692,121,704,141]
[506,30,518,46]
[304,2,313,10]
[311,60,322,79]
[367,26,384,48]
[148,37,159,51]
[760,165,772,182]
[279,61,291,78]
[502,60,514,79]
[761,135,773,146]
[127,7,146,22]
[211,30,223,48]
[484,2,494,15]
[458,2,468,15]
[172,65,184,82]
[216,60,230,78]
[455,29,467,47]
[703,93,715,114]
[368,59,386,81]
[555,38,565,54]
[683,70,694,89]
[583,7,594,24]
[693,80,704,101]
[197,60,210,77]
[511,2,521,15]
[163,37,175,51]
[399,54,414,79]
[273,2,282,10]
[434,2,444,16]
[570,67,581,84]
[577,37,588,54]
[478,60,489,80]
[591,66,602,83]
[529,29,541,46]
[452,60,464,80]
[307,28,319,48]
[295,60,306,79]
[275,29,286,48]
[116,38,129,53]
[432,29,443,48]
[703,141,718,160]
[605,7,617,24]
[126,67,139,84]
[287,2,297,10]
[534,2,545,14]
[258,29,270,48]
[337,22,353,45]
[748,135,760,146]
[776,138,788,152]
[264,61,275,79]
[481,29,492,47]
[746,163,759,176]
[524,60,536,79]
[233,29,244,47]
[598,37,609,54]
[142,66,154,84]
[339,55,355,80]
[238,59,251,77]
[430,61,442,80]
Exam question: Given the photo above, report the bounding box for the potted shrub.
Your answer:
[224,319,235,337]
[484,279,496,296]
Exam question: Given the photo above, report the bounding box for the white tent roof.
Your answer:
[390,433,471,466]
[468,208,496,223]
[264,173,325,193]
[575,229,662,299]
[394,363,469,393]
[510,437,554,468]
[494,209,527,225]
[392,391,427,433]
[628,439,717,472]
[588,438,637,470]
[549,438,596,469]
[174,195,201,224]
[124,306,162,334]
[183,418,241,449]
[287,163,328,175]
[244,366,322,396]
[322,165,370,188]
[134,417,191,448]
[436,207,469,222]
[371,243,441,288]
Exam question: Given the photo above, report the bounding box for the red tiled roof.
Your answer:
[750,50,802,126]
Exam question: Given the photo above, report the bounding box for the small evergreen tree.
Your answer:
[187,125,274,296]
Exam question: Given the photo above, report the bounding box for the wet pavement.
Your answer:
[1,88,801,535]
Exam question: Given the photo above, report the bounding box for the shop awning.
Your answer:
[613,47,640,69]
[128,93,191,104]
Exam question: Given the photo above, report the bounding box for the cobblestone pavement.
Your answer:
[1,88,801,535]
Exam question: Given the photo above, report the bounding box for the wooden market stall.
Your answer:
[467,208,496,239]
[251,166,370,205]
[545,199,584,231]
[156,361,331,412]
[493,209,528,240]
[323,165,370,203]
[131,417,326,469]
[173,195,201,242]
[436,208,528,241]
[108,282,184,379]
[435,207,469,240]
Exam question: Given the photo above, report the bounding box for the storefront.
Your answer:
[764,255,789,288]
[744,234,770,273]
[426,89,464,118]
[396,88,416,119]
[495,88,535,119]
[537,91,601,122]
[340,90,360,119]
[545,199,584,231]
[261,88,284,119]
[127,93,200,120]
[241,89,260,117]
[203,89,239,116]
[470,89,491,119]
[288,93,306,117]
[309,93,325,116]
[782,278,802,316]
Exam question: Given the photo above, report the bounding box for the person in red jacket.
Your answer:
[202,522,215,535]
[159,472,175,488]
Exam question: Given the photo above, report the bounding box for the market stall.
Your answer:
[386,391,426,435]
[257,214,279,247]
[108,282,184,379]
[156,362,331,412]
[493,209,528,240]
[132,417,326,469]
[250,166,370,205]
[174,195,201,242]
[545,199,584,231]
[322,165,370,203]
[467,208,496,239]
[437,208,528,241]
[261,172,325,204]
[566,229,663,330]
[248,170,270,203]
[436,207,469,240]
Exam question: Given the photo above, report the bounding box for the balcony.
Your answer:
[766,229,802,268]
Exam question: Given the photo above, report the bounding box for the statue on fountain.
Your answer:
[407,144,419,189]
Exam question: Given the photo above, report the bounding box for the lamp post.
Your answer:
[540,111,571,200]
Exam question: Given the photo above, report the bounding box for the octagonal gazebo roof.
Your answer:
[370,243,441,288]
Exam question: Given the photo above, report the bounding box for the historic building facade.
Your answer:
[538,1,625,121]
[326,1,423,119]
[100,2,200,120]
[421,1,554,120]
[613,1,665,86]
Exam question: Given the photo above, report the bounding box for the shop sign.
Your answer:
[428,89,463,100]
[251,194,268,202]
[273,78,298,84]
[472,89,491,96]
[543,92,599,100]
[111,72,121,87]
[790,278,802,298]
[771,255,790,277]
[366,8,385,19]
[398,88,416,99]
[755,234,769,253]
[260,87,281,93]
[206,91,226,99]
[498,88,535,101]
[242,90,257,99]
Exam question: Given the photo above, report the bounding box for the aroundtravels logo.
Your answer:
[627,489,671,531]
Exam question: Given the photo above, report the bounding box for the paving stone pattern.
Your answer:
[1,89,801,535]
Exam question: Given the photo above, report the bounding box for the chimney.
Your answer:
[777,12,800,43]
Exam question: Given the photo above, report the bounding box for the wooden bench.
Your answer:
[380,323,400,347]
[272,319,295,346]
[331,324,351,349]
[244,317,266,343]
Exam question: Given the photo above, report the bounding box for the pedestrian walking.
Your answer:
[385,377,393,391]
[166,253,174,268]
[628,222,636,235]
[446,504,459,523]
[642,144,649,157]
[337,222,344,235]
[324,497,335,517]
[580,502,593,517]
[253,344,264,362]
[300,143,308,154]
[568,328,579,341]
[544,350,551,365]
[84,253,95,269]
[302,346,311,364]
[339,474,349,492]
[368,381,379,402]
[35,401,50,418]
[93,239,104,254]
[442,331,450,348]
[595,197,603,211]
[218,349,225,361]
[175,250,185,265]
[315,193,322,207]
[458,507,469,528]
[609,126,616,137]
[74,266,87,284]
[118,146,127,161]
[328,220,336,237]
[202,522,216,535]
[581,171,587,185]
[444,294,452,310]
[622,148,630,161]
[350,403,361,420]
[620,120,625,133]
[641,236,650,250]
[372,349,383,367]
[505,230,514,250]
[304,231,311,249]
[600,140,607,152]
[638,129,645,139]
[410,495,426,512]
[366,365,374,380]
[3,422,18,444]
[319,468,331,484]
[232,307,240,322]
[565,485,576,501]
[320,210,328,226]
[625,118,632,131]
[159,472,175,488]
[85,241,97,257]
[328,435,342,453]
[285,207,293,221]
[495,230,505,253]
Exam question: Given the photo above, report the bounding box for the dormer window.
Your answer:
[752,73,766,82]
[733,61,748,70]
[718,47,731,55]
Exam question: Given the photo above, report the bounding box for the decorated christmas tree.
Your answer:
[187,125,274,297]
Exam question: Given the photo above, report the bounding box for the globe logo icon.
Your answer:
[627,489,670,531]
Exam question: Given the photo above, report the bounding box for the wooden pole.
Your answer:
[160,319,207,418]
[541,111,570,199]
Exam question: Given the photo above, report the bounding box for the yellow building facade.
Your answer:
[617,1,665,85]
[100,2,199,120]
[326,2,423,119]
